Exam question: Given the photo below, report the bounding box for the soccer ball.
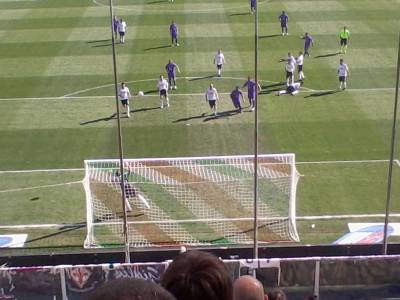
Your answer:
[138,91,144,96]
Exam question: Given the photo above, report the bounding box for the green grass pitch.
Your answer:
[0,0,400,251]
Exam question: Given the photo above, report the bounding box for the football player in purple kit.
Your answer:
[170,21,179,47]
[278,11,288,36]
[250,0,256,14]
[113,16,119,40]
[230,86,244,113]
[301,32,314,57]
[165,59,181,90]
[242,76,261,111]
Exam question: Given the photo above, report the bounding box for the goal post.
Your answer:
[83,154,300,248]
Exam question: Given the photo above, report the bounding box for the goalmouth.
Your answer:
[83,154,300,248]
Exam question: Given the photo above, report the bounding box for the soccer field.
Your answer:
[0,0,400,250]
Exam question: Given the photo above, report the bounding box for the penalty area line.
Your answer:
[0,181,83,194]
[0,168,84,174]
[0,223,85,230]
[297,159,389,165]
[395,159,400,168]
[0,159,395,174]
[297,213,400,220]
[3,213,400,230]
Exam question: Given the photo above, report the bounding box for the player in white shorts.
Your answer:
[337,58,350,90]
[214,49,226,77]
[118,19,127,44]
[285,60,295,85]
[296,51,305,81]
[205,83,219,116]
[118,82,131,118]
[157,75,170,108]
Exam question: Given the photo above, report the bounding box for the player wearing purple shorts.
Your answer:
[250,0,256,13]
[170,21,179,47]
[165,59,181,90]
[302,32,314,57]
[242,77,261,111]
[230,86,244,113]
[278,11,288,36]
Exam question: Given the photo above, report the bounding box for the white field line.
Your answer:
[0,88,395,102]
[312,87,396,93]
[297,214,400,220]
[2,159,400,174]
[91,0,266,13]
[61,76,276,98]
[395,160,400,168]
[2,213,400,230]
[0,93,234,102]
[0,223,83,229]
[0,168,83,174]
[0,181,82,193]
[297,159,389,165]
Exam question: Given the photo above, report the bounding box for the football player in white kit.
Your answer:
[157,75,170,108]
[214,49,226,77]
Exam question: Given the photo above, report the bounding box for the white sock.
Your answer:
[160,99,164,108]
[166,97,170,107]
[218,69,221,76]
[343,82,347,89]
[127,105,130,117]
[125,199,132,211]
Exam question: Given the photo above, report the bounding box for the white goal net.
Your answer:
[83,154,300,248]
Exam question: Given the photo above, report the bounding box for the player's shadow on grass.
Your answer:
[230,12,251,16]
[173,114,207,123]
[259,34,282,39]
[259,87,284,94]
[143,89,159,94]
[203,109,240,121]
[147,0,167,4]
[259,82,286,94]
[87,39,111,43]
[187,75,215,81]
[131,106,160,113]
[261,82,286,89]
[314,52,340,58]
[304,90,339,98]
[87,39,112,47]
[92,43,112,48]
[23,222,86,246]
[80,113,117,125]
[144,45,172,51]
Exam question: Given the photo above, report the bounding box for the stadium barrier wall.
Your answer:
[1,255,400,300]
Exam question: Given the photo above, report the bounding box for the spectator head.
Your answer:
[233,275,266,300]
[161,250,233,300]
[268,288,286,300]
[88,278,177,300]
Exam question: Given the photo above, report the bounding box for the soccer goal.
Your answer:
[83,154,300,248]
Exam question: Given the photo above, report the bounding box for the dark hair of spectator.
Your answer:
[87,278,177,300]
[268,288,287,300]
[161,250,233,300]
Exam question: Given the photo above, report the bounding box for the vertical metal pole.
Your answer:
[313,260,320,299]
[109,0,130,263]
[252,0,259,260]
[382,32,400,255]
